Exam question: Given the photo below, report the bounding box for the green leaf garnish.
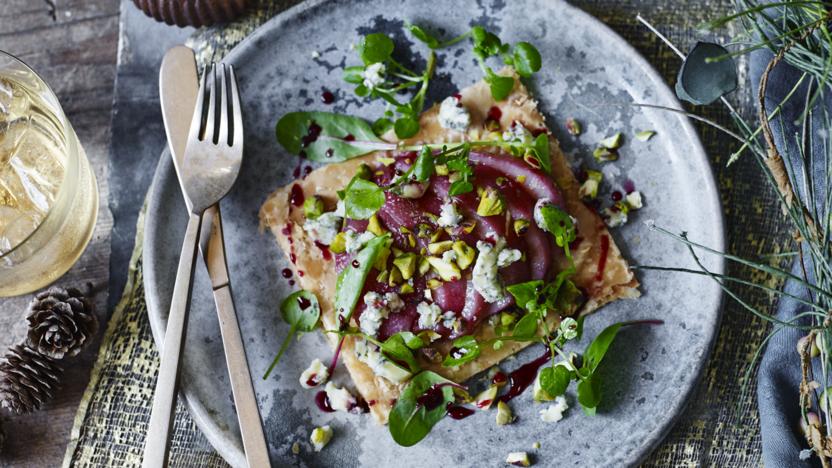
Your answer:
[511,311,541,341]
[539,365,572,397]
[340,176,385,219]
[412,146,436,182]
[381,332,425,373]
[581,322,624,374]
[358,33,395,64]
[407,24,440,49]
[675,41,737,105]
[394,116,421,139]
[536,203,577,256]
[389,371,456,446]
[530,133,551,173]
[576,373,601,415]
[442,335,481,366]
[512,42,542,78]
[276,111,389,162]
[263,290,320,379]
[334,234,391,323]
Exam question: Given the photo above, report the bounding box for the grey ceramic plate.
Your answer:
[144,0,725,466]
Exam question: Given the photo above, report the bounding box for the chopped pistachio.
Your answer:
[388,265,403,286]
[492,340,504,350]
[329,231,347,254]
[367,214,386,236]
[418,330,442,343]
[593,147,619,162]
[477,187,506,217]
[516,175,526,184]
[452,241,476,270]
[427,256,462,281]
[303,196,325,219]
[532,442,541,450]
[377,156,396,165]
[430,229,443,242]
[523,153,542,169]
[418,256,431,276]
[506,452,531,466]
[416,223,432,239]
[578,170,603,200]
[373,245,391,270]
[426,278,443,289]
[376,270,389,283]
[500,312,516,327]
[496,401,515,425]
[310,425,333,452]
[355,163,373,180]
[599,132,623,149]
[565,118,581,136]
[513,219,530,236]
[428,240,454,255]
[475,385,499,410]
[400,282,415,294]
[635,130,656,141]
[460,220,477,234]
[393,253,418,280]
[625,191,643,210]
[291,441,301,455]
[435,164,449,176]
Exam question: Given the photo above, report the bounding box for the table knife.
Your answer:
[158,45,270,468]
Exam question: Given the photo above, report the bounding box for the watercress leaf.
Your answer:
[512,42,542,78]
[334,234,391,323]
[276,111,389,162]
[555,279,582,312]
[507,280,544,310]
[389,371,455,446]
[539,365,572,397]
[343,66,365,84]
[412,147,435,182]
[442,335,481,367]
[577,372,601,415]
[581,322,624,374]
[343,177,385,219]
[382,333,421,373]
[372,117,394,136]
[359,33,395,65]
[512,311,540,341]
[394,116,421,139]
[264,290,321,379]
[537,203,577,249]
[531,133,551,174]
[448,179,474,196]
[471,26,502,57]
[675,41,737,105]
[354,84,370,97]
[487,74,515,101]
[407,24,440,49]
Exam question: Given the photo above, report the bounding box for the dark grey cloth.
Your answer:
[753,46,828,467]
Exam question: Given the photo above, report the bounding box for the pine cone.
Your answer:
[0,345,62,414]
[26,287,98,359]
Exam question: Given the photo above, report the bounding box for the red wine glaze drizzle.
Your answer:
[289,184,305,207]
[487,106,502,122]
[446,403,475,419]
[498,350,551,403]
[315,240,332,260]
[315,391,335,412]
[595,234,610,282]
[321,89,335,104]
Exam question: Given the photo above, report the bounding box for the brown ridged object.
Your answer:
[132,0,250,28]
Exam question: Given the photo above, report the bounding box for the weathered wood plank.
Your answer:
[0,0,118,467]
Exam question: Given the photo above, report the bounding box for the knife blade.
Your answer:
[159,46,271,468]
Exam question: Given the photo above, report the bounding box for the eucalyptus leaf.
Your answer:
[334,234,391,323]
[276,111,390,162]
[389,371,455,446]
[342,176,385,219]
[442,335,481,367]
[263,290,320,379]
[675,41,737,105]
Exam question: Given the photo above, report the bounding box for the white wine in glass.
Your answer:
[0,50,98,297]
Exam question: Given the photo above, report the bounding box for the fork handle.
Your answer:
[143,211,203,468]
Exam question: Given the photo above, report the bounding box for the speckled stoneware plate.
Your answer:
[143,0,725,466]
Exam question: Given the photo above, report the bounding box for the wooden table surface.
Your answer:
[0,1,118,466]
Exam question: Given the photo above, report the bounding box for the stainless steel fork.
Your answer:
[142,63,244,468]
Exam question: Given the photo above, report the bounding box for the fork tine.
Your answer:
[203,64,218,142]
[217,63,229,146]
[188,66,209,145]
[228,65,243,147]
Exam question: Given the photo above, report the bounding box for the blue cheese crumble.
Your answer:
[299,358,329,389]
[362,62,385,89]
[345,230,376,254]
[539,396,569,422]
[303,201,345,245]
[324,382,357,412]
[360,292,404,337]
[417,301,442,328]
[473,237,522,303]
[437,200,463,228]
[353,339,411,383]
[438,96,471,132]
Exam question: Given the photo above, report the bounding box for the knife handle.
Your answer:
[143,211,203,468]
[213,283,272,467]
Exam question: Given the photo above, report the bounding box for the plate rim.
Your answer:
[143,1,727,466]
